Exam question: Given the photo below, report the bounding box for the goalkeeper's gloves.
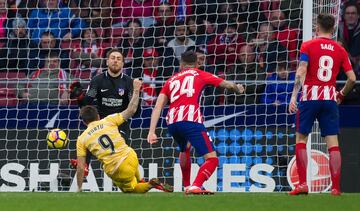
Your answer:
[70,159,89,177]
[69,81,85,102]
[336,90,345,104]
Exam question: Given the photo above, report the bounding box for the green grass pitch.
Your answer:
[0,192,359,211]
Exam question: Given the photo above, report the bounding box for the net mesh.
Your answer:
[313,0,342,39]
[0,0,341,192]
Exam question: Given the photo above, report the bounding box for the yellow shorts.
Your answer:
[111,149,140,192]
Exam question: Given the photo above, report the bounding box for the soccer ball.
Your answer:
[47,128,69,149]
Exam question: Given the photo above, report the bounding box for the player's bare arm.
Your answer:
[289,61,308,114]
[121,79,143,120]
[218,80,245,94]
[76,156,86,192]
[337,70,356,104]
[147,94,169,144]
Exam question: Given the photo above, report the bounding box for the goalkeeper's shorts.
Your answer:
[168,121,215,156]
[296,100,339,137]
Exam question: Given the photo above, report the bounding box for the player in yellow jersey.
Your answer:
[76,78,173,193]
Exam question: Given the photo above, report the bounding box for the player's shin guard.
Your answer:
[295,143,307,185]
[179,147,191,188]
[329,146,341,191]
[192,157,218,188]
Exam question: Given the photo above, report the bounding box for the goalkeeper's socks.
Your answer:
[295,143,307,185]
[179,147,191,187]
[329,146,341,191]
[192,157,218,188]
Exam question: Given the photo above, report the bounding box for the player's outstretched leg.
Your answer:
[149,178,174,192]
[132,182,152,193]
[179,144,191,190]
[113,177,152,193]
[186,153,218,195]
[289,141,309,195]
[116,178,171,193]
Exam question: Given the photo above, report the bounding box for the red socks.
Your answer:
[295,143,307,185]
[295,143,341,191]
[192,157,218,188]
[179,147,191,187]
[329,146,341,191]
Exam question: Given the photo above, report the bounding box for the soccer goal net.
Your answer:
[0,0,341,192]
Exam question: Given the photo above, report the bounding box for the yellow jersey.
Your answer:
[76,113,132,176]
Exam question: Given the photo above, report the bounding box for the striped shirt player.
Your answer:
[296,37,352,136]
[300,38,352,102]
[162,68,223,125]
[147,51,244,194]
[288,13,356,196]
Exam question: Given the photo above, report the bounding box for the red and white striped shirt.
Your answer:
[299,37,353,101]
[301,85,337,101]
[160,68,223,125]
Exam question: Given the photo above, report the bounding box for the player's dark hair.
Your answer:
[181,50,197,66]
[80,105,99,124]
[317,13,335,33]
[106,48,123,58]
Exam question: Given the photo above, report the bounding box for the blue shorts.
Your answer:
[167,121,215,156]
[296,100,339,137]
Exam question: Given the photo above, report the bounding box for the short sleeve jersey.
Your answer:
[160,68,223,124]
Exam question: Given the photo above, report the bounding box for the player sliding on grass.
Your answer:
[288,13,356,196]
[147,51,245,194]
[76,79,173,193]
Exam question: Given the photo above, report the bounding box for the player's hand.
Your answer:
[69,81,84,100]
[133,78,143,91]
[237,84,245,94]
[336,90,345,105]
[289,97,298,114]
[147,133,158,144]
[70,159,89,177]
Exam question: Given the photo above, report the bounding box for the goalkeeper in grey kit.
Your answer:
[69,48,140,174]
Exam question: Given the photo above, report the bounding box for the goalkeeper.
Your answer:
[76,79,173,193]
[70,48,138,174]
